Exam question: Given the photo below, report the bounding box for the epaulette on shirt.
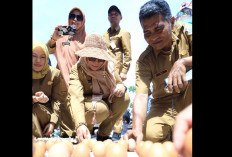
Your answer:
[173,22,192,36]
[138,45,153,61]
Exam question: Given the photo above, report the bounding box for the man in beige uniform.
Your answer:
[124,0,192,143]
[104,5,132,139]
[103,5,132,81]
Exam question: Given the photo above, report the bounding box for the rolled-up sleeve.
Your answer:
[68,64,86,125]
[135,58,152,94]
[50,71,62,124]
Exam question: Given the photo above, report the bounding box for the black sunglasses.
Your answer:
[69,13,83,21]
[87,57,105,62]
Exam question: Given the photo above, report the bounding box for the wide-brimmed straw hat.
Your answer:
[76,33,116,63]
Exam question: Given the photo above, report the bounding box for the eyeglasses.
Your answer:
[109,13,120,17]
[87,57,105,62]
[69,13,83,21]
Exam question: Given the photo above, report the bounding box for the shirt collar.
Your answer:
[153,32,179,58]
[108,25,121,33]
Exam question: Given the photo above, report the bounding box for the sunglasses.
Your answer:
[69,13,83,21]
[87,57,105,62]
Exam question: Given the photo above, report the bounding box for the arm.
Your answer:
[123,93,148,143]
[43,69,62,137]
[120,31,132,78]
[46,25,62,54]
[123,57,151,143]
[68,64,90,141]
[50,70,63,125]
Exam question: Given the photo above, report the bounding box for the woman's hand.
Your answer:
[51,25,63,41]
[42,122,55,137]
[113,84,126,97]
[76,125,91,142]
[49,25,63,47]
[33,91,49,103]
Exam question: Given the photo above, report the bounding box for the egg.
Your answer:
[163,141,178,157]
[135,140,144,156]
[33,141,46,157]
[72,142,90,157]
[82,139,90,149]
[183,128,192,157]
[89,139,97,151]
[54,138,63,144]
[118,139,128,151]
[103,139,113,148]
[148,142,168,157]
[92,141,106,157]
[139,140,153,157]
[46,138,56,151]
[128,138,136,152]
[62,138,74,154]
[105,142,127,157]
[47,142,70,157]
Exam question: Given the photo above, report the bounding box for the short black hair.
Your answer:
[139,0,172,23]
[108,5,121,15]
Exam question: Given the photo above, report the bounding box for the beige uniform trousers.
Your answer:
[143,82,192,142]
[32,103,56,138]
[85,93,130,136]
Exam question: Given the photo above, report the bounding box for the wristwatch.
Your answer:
[76,122,87,129]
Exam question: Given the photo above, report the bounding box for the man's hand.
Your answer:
[123,129,143,144]
[168,58,190,93]
[76,125,91,142]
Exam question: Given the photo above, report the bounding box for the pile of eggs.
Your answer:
[33,128,192,157]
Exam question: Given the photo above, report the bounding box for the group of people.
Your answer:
[33,0,192,155]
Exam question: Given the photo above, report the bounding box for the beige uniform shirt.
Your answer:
[104,26,132,74]
[32,67,63,124]
[136,23,192,101]
[67,63,123,125]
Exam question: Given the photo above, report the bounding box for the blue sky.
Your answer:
[33,0,191,87]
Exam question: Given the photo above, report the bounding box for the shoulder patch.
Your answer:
[139,45,153,60]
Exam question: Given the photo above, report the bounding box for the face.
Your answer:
[33,47,46,72]
[86,57,105,71]
[108,10,122,26]
[141,14,174,51]
[69,9,83,30]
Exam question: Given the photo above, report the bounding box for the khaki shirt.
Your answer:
[32,67,63,124]
[104,26,132,74]
[68,63,123,125]
[136,23,192,100]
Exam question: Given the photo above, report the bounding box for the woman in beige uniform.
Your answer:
[32,41,62,137]
[67,33,130,142]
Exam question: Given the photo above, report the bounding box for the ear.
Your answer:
[120,15,122,20]
[171,16,175,29]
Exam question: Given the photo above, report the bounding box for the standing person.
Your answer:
[124,0,192,143]
[103,5,132,81]
[67,33,130,142]
[32,41,63,137]
[46,7,87,137]
[104,5,132,138]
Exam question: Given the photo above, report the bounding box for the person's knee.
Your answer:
[143,123,172,142]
